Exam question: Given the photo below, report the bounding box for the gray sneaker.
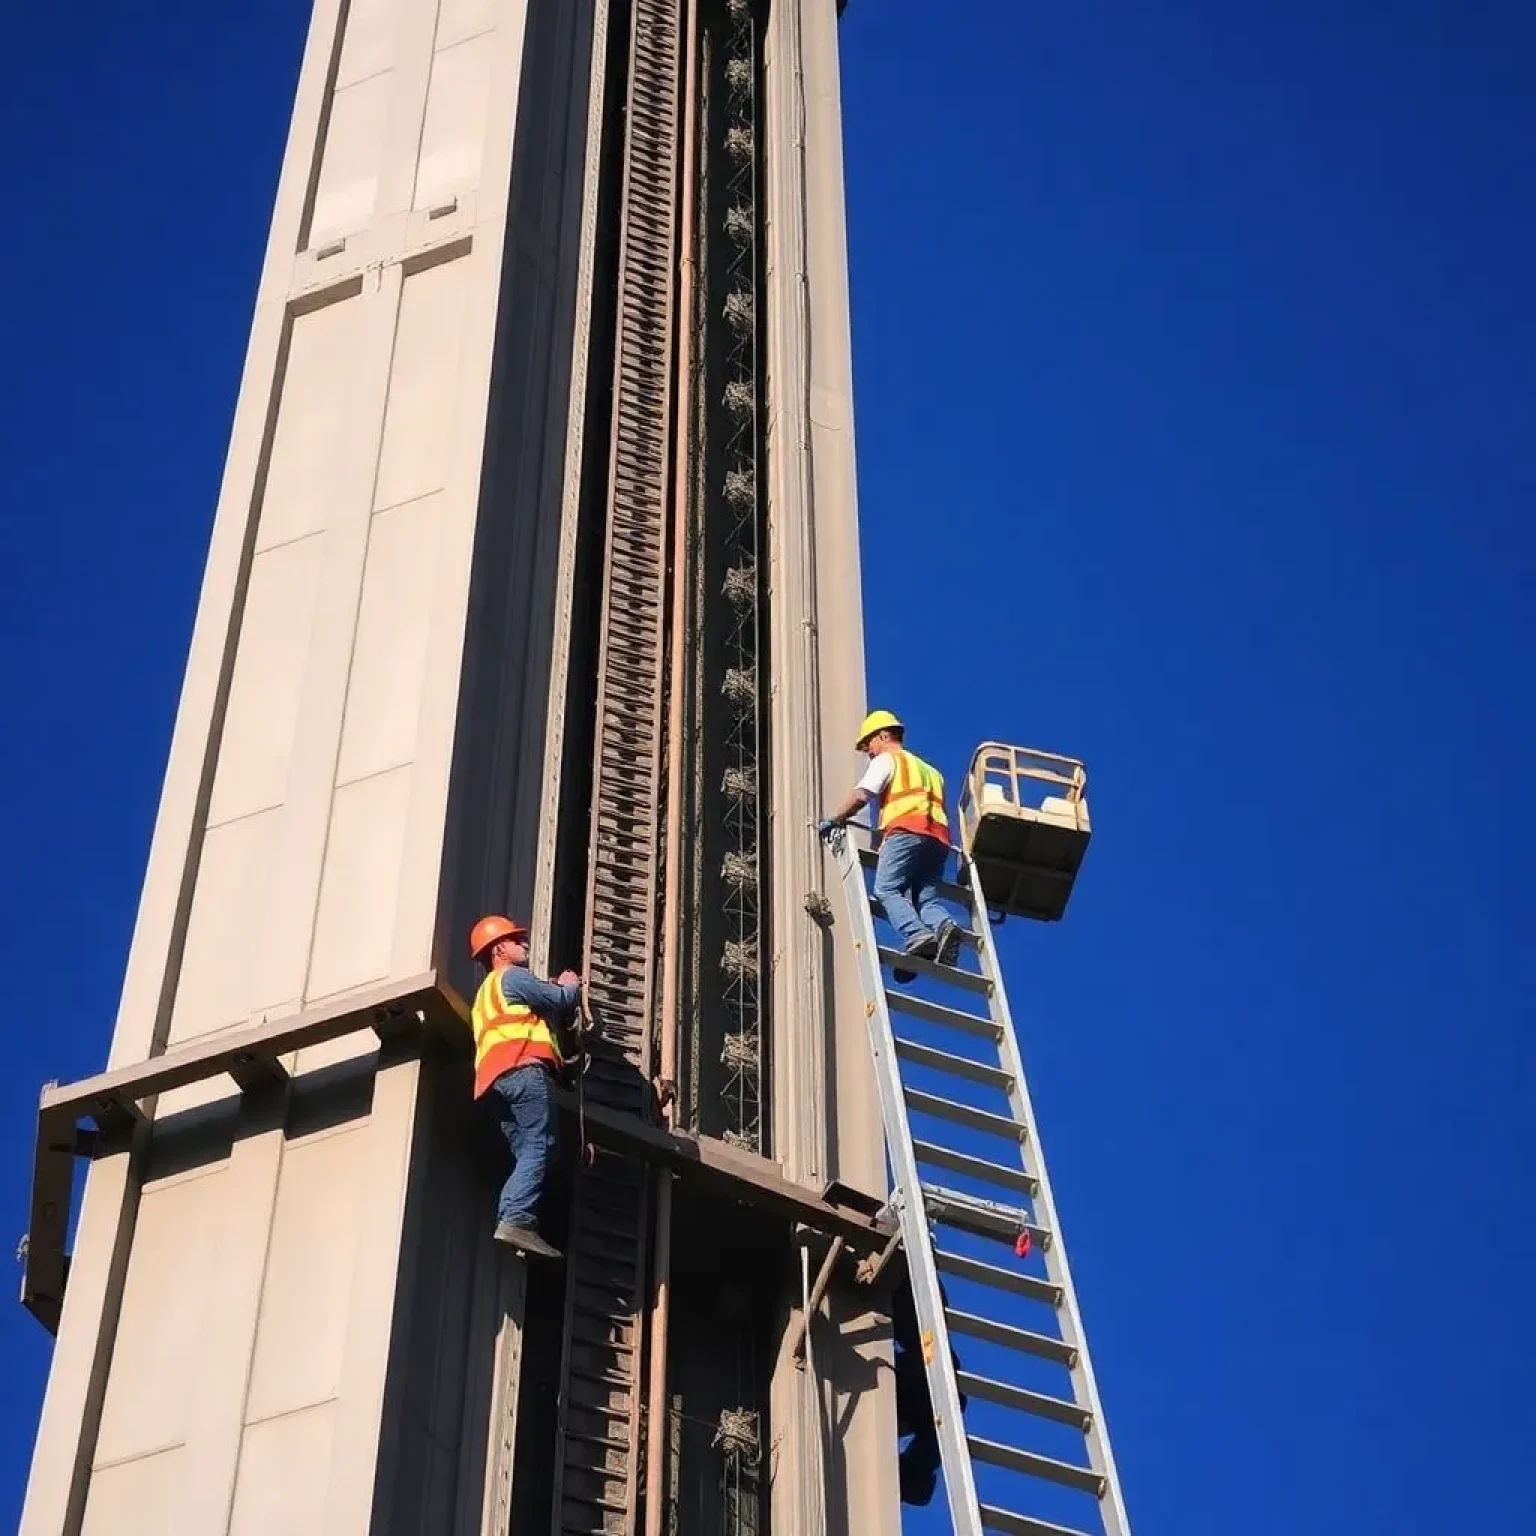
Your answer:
[494,1222,562,1260]
[903,929,939,961]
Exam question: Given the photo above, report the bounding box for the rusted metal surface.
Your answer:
[555,0,685,1528]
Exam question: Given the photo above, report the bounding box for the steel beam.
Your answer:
[23,972,889,1334]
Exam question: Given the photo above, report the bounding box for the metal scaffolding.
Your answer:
[711,0,767,1157]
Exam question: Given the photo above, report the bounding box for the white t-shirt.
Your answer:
[857,751,897,799]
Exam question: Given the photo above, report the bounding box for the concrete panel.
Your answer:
[236,269,404,1028]
[436,0,495,51]
[761,4,894,1534]
[169,807,281,1042]
[20,1150,137,1536]
[254,296,362,554]
[318,1054,426,1528]
[172,1116,288,1536]
[335,0,405,89]
[228,1403,336,1536]
[79,1447,183,1536]
[307,764,413,1002]
[309,69,393,247]
[336,496,441,786]
[414,31,494,210]
[207,534,325,827]
[375,255,472,512]
[22,2,347,1522]
[93,1167,225,1467]
[245,1126,367,1422]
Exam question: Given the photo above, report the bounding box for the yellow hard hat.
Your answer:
[855,709,903,750]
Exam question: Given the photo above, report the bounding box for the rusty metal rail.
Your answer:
[555,0,686,1530]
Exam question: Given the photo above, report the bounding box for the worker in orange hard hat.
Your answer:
[817,710,959,979]
[467,913,584,1260]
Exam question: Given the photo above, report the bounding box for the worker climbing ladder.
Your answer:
[825,743,1132,1536]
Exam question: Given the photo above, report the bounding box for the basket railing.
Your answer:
[957,741,1089,840]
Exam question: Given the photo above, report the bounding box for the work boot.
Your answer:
[494,1222,562,1260]
[893,928,937,985]
[934,918,961,968]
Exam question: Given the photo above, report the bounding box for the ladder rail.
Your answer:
[830,828,985,1536]
[965,859,1133,1536]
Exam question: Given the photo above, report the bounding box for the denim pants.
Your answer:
[488,1063,559,1230]
[872,831,951,944]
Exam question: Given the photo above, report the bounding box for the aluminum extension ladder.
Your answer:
[826,828,1132,1536]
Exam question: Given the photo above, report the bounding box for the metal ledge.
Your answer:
[22,973,889,1333]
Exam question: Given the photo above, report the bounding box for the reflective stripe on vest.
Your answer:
[878,748,950,845]
[470,969,565,1098]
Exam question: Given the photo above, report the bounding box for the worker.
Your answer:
[817,709,960,974]
[890,1273,968,1506]
[468,914,584,1260]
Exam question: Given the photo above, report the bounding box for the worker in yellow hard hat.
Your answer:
[466,914,584,1259]
[818,710,959,976]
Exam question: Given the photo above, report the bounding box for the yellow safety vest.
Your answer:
[877,749,950,846]
[470,969,567,1098]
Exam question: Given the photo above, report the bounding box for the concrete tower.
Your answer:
[20,2,895,1533]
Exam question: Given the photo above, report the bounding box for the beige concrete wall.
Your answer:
[762,3,900,1535]
[24,0,891,1529]
[22,0,603,1530]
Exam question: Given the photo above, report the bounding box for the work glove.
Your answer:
[816,817,839,840]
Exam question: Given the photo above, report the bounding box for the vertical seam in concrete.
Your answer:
[171,1107,289,1534]
[318,1051,425,1528]
[395,0,536,988]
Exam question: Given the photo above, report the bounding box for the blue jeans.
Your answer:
[488,1064,559,1230]
[873,831,951,945]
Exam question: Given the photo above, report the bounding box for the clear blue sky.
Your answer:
[2,3,1532,1533]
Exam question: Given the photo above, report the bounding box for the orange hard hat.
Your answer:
[469,914,529,961]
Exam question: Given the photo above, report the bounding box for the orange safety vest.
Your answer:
[877,749,950,846]
[470,969,569,1098]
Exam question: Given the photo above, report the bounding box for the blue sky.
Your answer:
[2,3,1533,1533]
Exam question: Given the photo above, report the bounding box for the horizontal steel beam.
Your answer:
[22,973,888,1333]
[561,1098,888,1250]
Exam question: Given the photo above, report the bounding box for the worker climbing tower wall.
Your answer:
[20,1,892,1533]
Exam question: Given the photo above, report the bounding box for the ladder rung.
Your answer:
[935,1248,1063,1307]
[888,991,1001,1040]
[858,845,973,906]
[969,1436,1106,1497]
[876,946,992,995]
[904,1088,1024,1141]
[945,1309,1077,1368]
[920,1183,1045,1248]
[981,1503,1097,1536]
[956,1369,1092,1431]
[895,1037,1013,1092]
[912,1141,1038,1196]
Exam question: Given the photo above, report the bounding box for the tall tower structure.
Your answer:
[21,2,896,1534]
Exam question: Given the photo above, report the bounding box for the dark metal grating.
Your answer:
[554,2,684,1532]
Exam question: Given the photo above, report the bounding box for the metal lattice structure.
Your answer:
[711,0,766,1156]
